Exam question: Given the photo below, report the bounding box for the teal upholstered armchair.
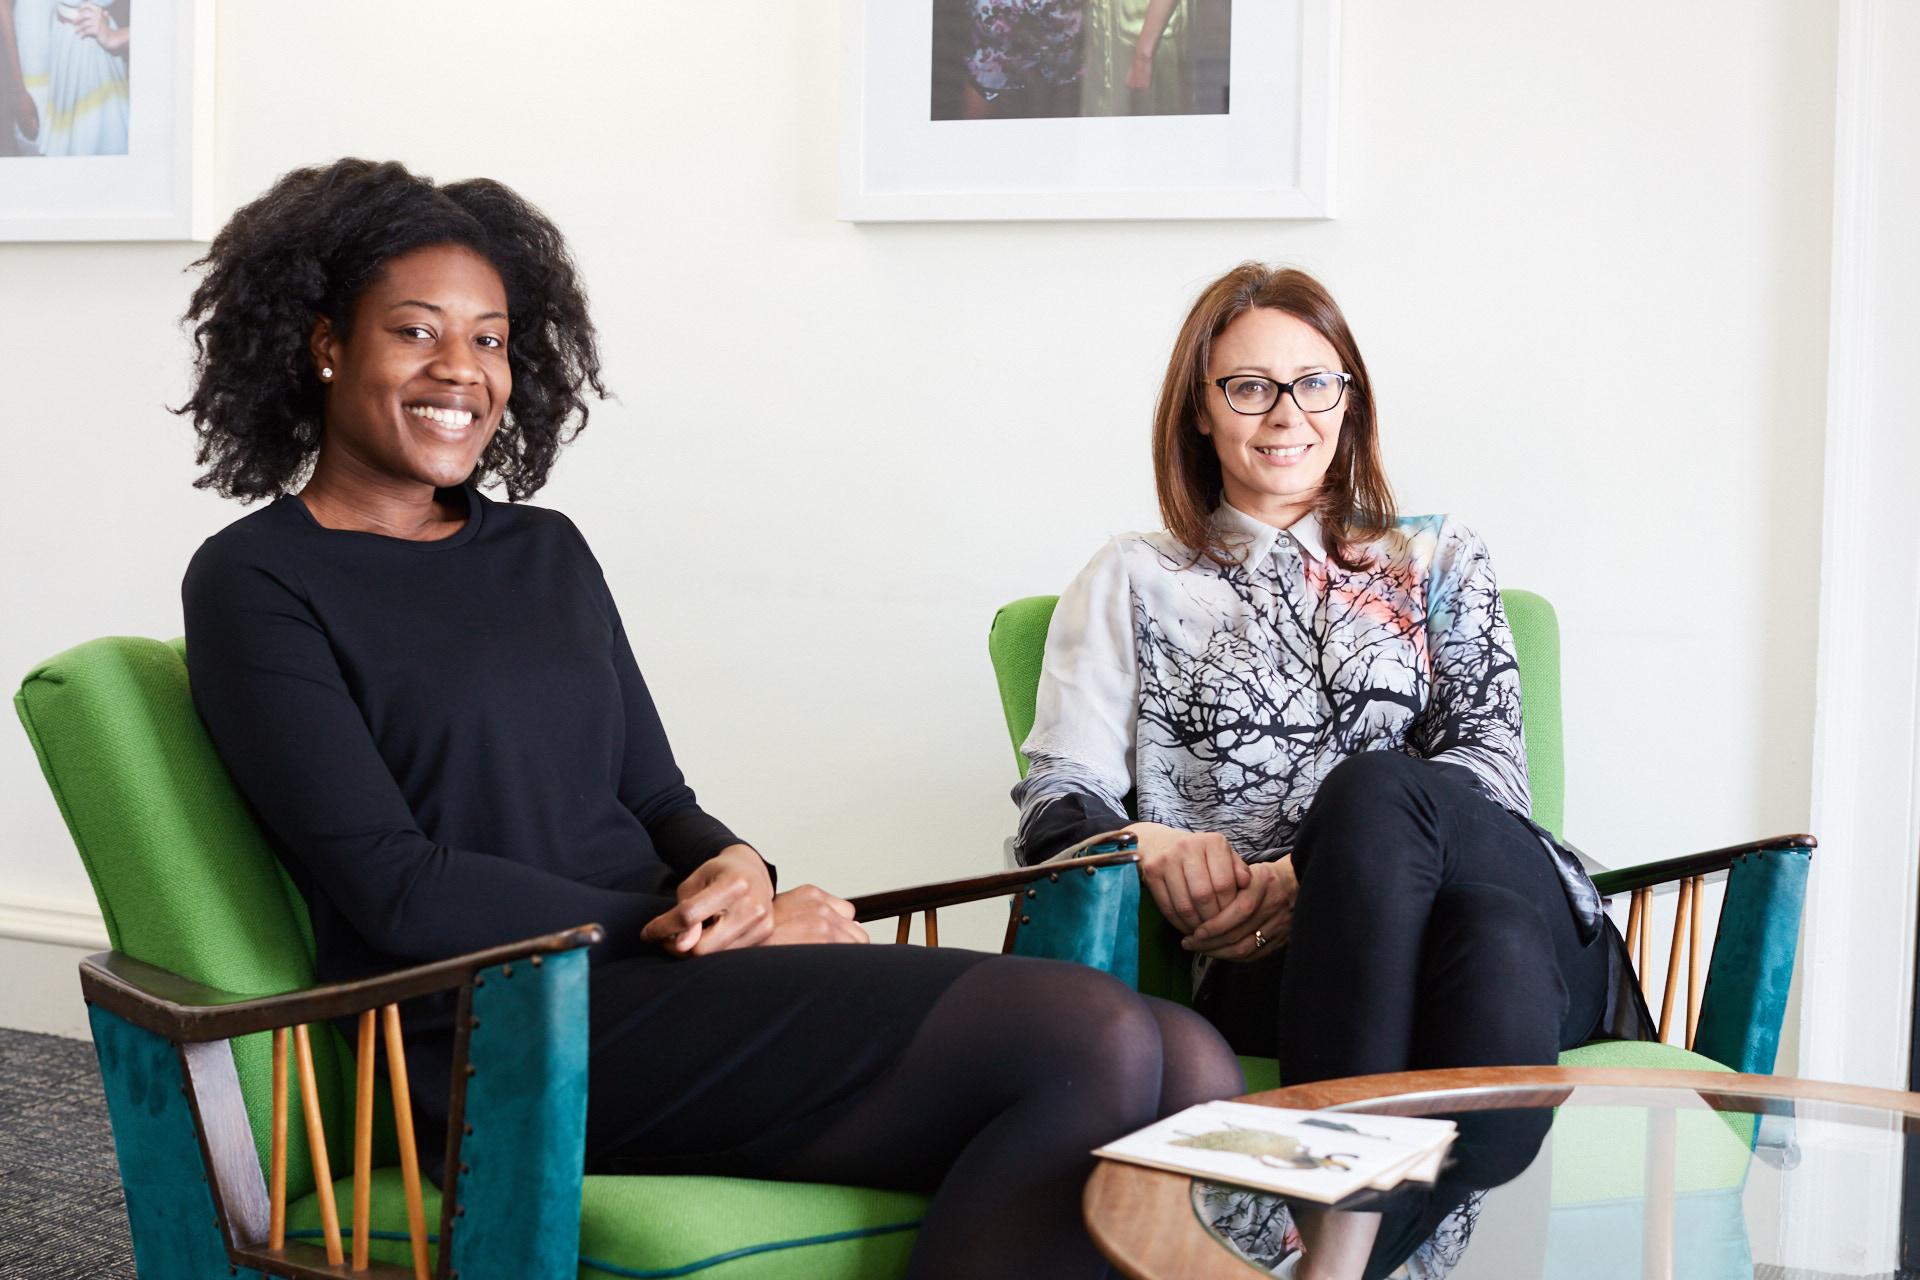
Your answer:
[988,590,1817,1086]
[15,637,1132,1280]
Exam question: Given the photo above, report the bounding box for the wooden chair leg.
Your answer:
[381,1004,431,1280]
[923,908,939,948]
[1685,876,1705,1049]
[352,1010,376,1270]
[269,1026,288,1251]
[291,1024,344,1265]
[894,915,911,945]
[1658,877,1692,1043]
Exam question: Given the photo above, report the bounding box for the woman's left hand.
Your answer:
[640,844,775,956]
[1182,856,1298,962]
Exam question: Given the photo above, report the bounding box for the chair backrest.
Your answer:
[988,587,1566,836]
[15,636,358,1199]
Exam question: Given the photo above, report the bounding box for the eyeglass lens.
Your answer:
[1222,374,1345,414]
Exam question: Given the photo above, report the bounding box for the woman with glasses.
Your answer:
[177,158,1240,1280]
[1012,263,1643,1277]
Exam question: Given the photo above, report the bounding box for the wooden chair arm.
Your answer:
[78,923,604,1045]
[847,850,1141,923]
[1590,833,1816,898]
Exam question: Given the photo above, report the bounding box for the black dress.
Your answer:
[183,488,985,1178]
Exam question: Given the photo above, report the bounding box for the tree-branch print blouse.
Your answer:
[1012,503,1604,943]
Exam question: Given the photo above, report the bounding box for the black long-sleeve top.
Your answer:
[183,488,747,989]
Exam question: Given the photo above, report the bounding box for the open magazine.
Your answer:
[1095,1100,1457,1203]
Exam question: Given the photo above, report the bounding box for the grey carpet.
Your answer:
[0,1026,134,1278]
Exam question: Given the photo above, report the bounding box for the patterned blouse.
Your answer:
[1011,503,1603,942]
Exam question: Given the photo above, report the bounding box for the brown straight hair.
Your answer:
[1151,264,1396,570]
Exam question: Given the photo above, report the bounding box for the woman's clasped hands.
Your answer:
[640,844,869,955]
[1125,823,1298,961]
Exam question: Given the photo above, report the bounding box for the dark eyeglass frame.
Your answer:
[1210,371,1354,416]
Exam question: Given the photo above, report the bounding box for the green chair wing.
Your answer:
[17,637,352,1199]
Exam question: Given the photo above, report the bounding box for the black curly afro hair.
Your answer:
[176,158,607,502]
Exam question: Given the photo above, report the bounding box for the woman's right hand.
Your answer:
[1125,821,1251,935]
[764,885,869,946]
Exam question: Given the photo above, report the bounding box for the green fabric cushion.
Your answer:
[1501,589,1564,837]
[14,636,356,1198]
[1551,1042,1755,1203]
[288,1169,927,1279]
[987,596,1059,781]
[1237,1055,1281,1094]
[14,637,316,983]
[1555,1039,1729,1072]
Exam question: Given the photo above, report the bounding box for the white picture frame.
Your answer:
[839,0,1338,223]
[0,0,214,242]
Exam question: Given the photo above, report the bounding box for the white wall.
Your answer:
[0,2,1836,1029]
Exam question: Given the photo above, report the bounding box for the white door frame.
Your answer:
[1790,0,1920,1265]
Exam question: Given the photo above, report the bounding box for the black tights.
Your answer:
[752,959,1243,1278]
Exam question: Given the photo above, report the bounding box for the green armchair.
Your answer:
[988,589,1816,1085]
[15,636,1130,1280]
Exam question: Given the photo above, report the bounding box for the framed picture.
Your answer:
[840,0,1337,222]
[0,0,213,241]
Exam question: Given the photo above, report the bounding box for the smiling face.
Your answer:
[1198,307,1348,528]
[308,243,511,500]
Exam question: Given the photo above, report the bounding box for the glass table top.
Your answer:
[1190,1080,1917,1279]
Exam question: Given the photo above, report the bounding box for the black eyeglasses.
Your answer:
[1211,371,1352,415]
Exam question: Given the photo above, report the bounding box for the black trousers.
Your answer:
[1196,750,1607,1076]
[1195,752,1611,1278]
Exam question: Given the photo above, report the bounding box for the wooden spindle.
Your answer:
[382,1004,431,1280]
[352,1010,376,1270]
[1624,890,1643,957]
[292,1024,344,1265]
[894,915,911,945]
[1636,889,1653,1001]
[923,908,939,948]
[269,1026,288,1251]
[1658,877,1692,1043]
[1686,876,1705,1049]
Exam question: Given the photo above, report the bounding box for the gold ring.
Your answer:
[1253,929,1267,949]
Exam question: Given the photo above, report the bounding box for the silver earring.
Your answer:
[320,367,333,380]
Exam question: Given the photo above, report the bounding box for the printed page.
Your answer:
[1095,1101,1456,1203]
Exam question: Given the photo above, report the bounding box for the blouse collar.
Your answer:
[1212,501,1326,565]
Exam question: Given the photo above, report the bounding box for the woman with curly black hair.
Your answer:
[176,158,1241,1280]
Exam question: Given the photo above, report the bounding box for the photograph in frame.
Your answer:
[0,0,211,241]
[844,0,1335,222]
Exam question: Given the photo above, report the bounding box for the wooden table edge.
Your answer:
[1083,1065,1920,1280]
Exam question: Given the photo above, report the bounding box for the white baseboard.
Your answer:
[0,893,108,950]
[0,935,97,1039]
[0,894,108,1039]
